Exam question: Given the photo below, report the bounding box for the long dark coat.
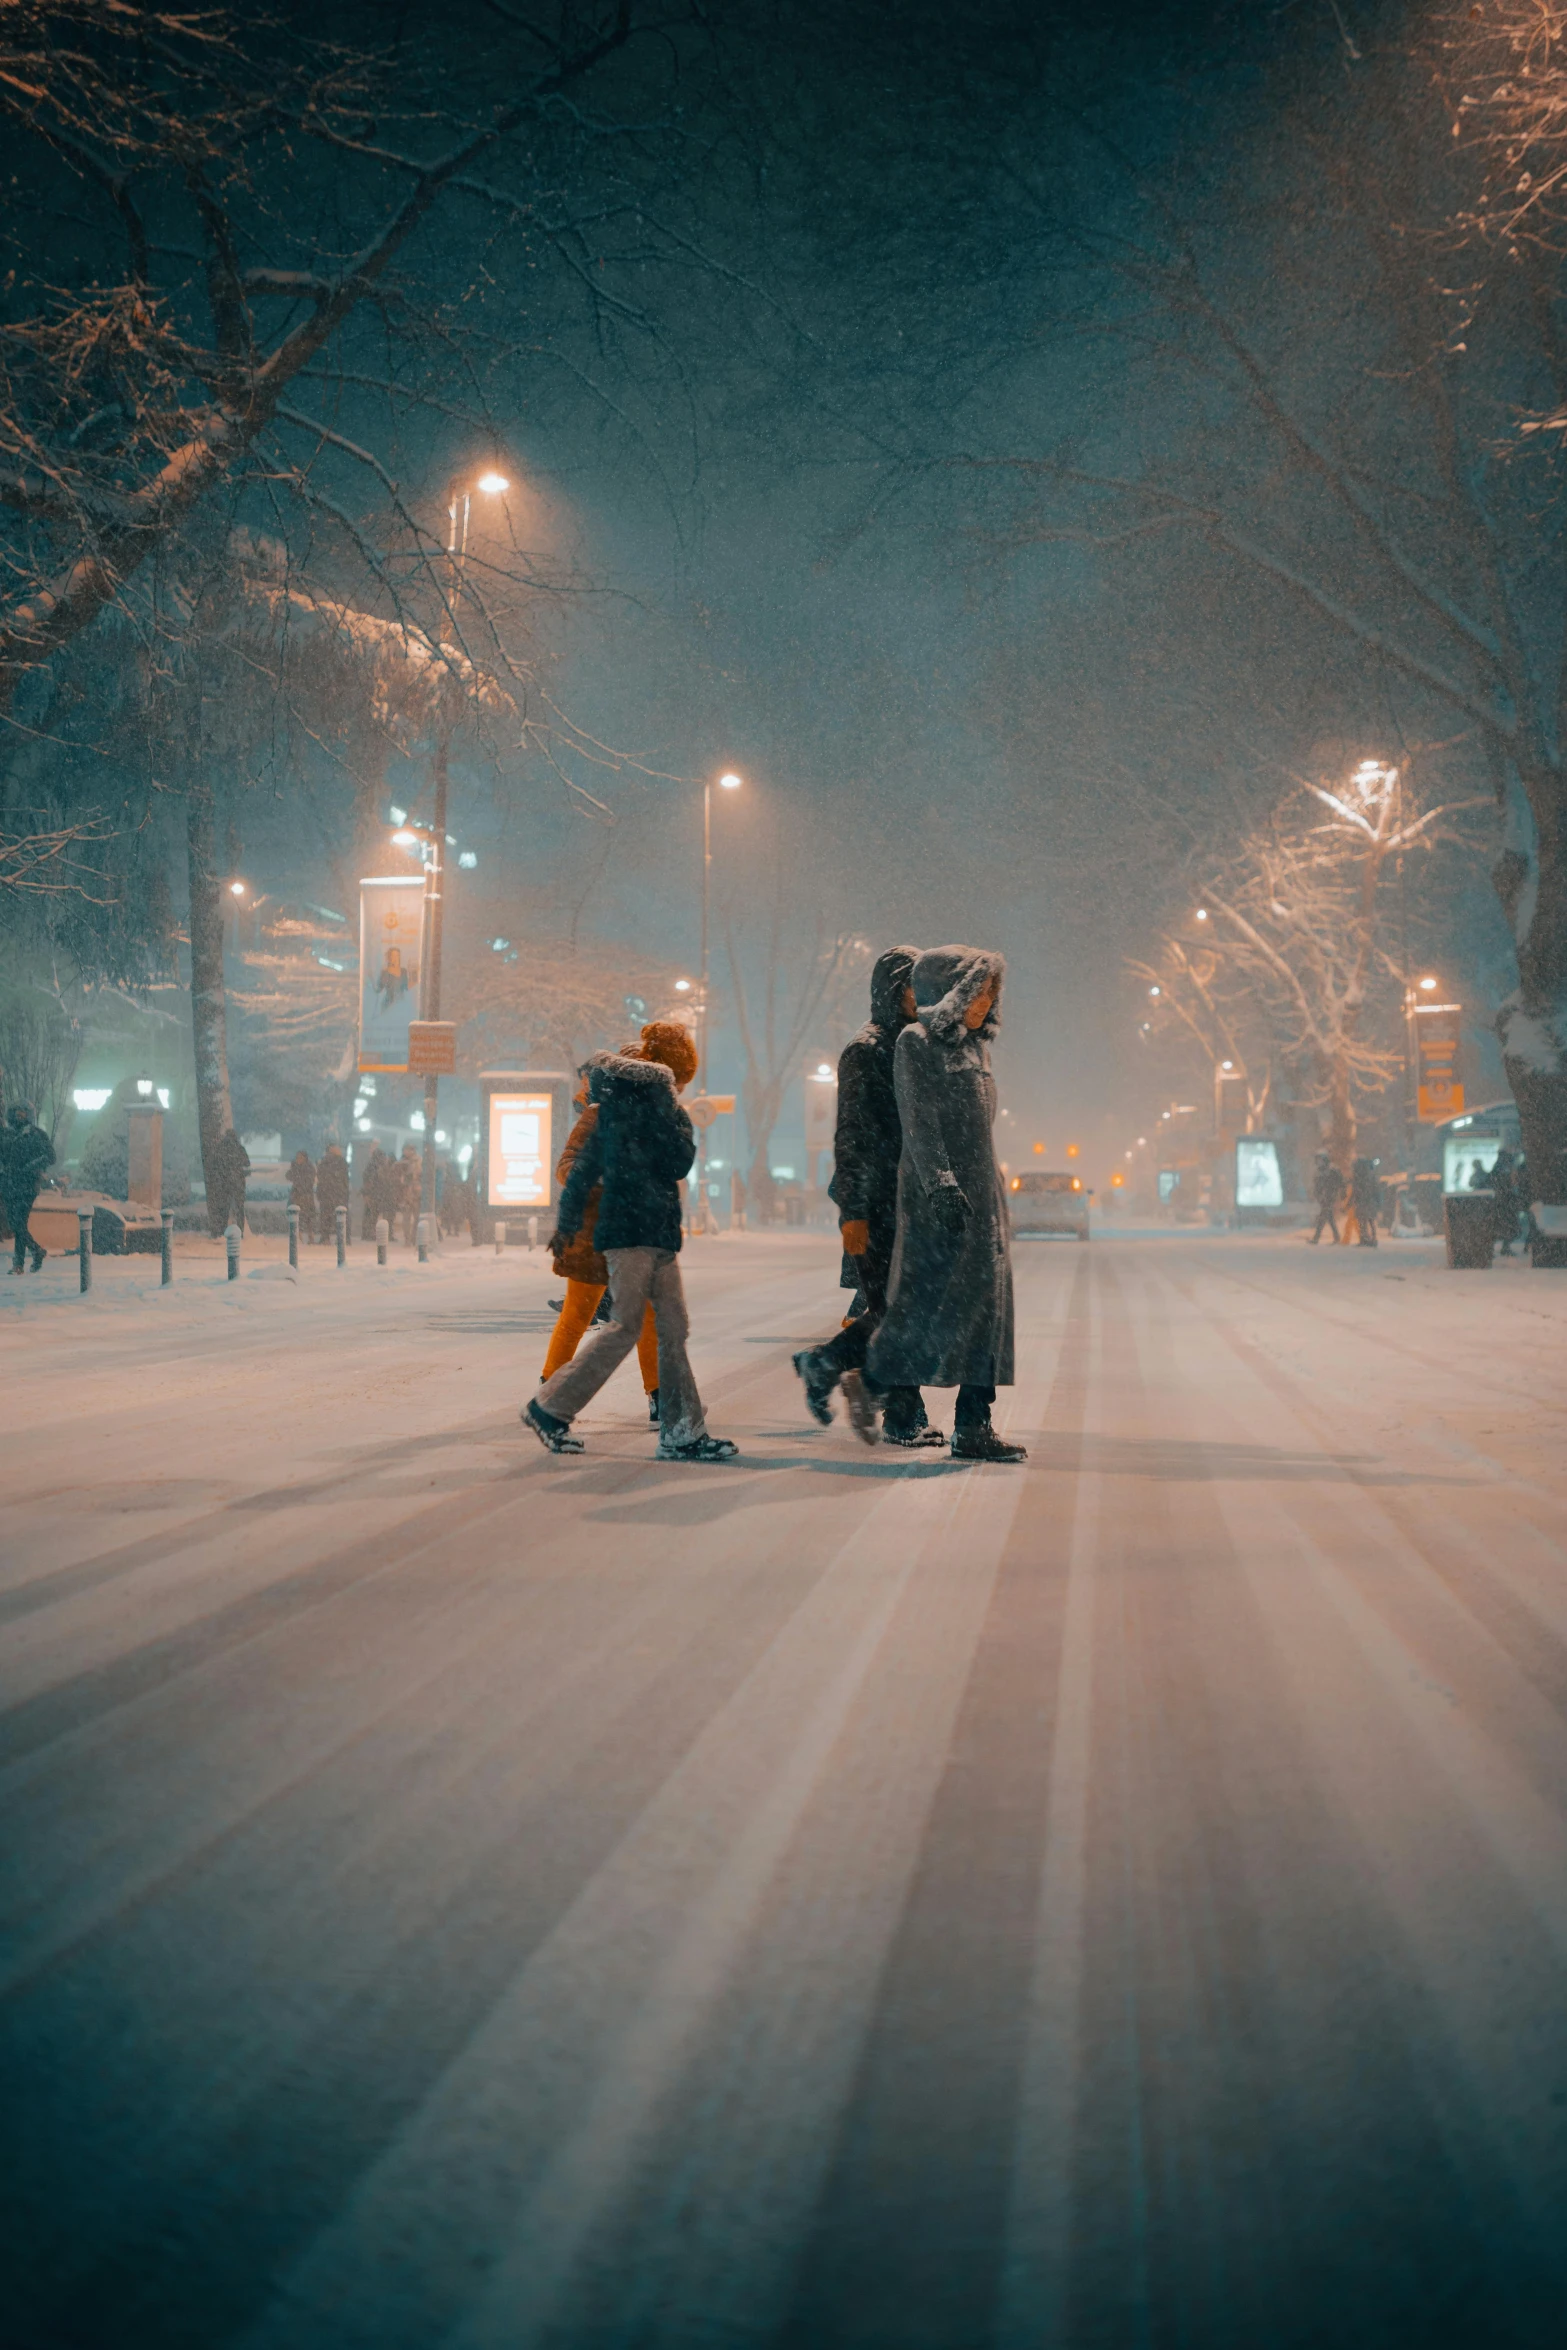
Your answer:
[0,1116,55,1215]
[315,1150,350,1217]
[829,945,919,1293]
[867,946,1015,1390]
[556,1054,694,1257]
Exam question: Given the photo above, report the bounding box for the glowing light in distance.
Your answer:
[718,771,743,790]
[1149,984,1161,997]
[476,471,510,495]
[458,851,478,869]
[815,1063,833,1078]
[1221,1059,1234,1071]
[674,978,692,993]
[435,1130,449,1144]
[1419,975,1438,991]
[1195,907,1208,921]
[229,880,246,897]
[392,829,417,847]
[410,1112,426,1133]
[157,1088,170,1109]
[389,805,407,824]
[73,1087,111,1113]
[136,1078,153,1096]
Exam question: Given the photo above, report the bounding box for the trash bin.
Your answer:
[1444,1190,1494,1269]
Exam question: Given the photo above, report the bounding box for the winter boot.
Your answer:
[524,1399,584,1454]
[656,1433,740,1463]
[951,1423,1028,1464]
[27,1247,45,1271]
[839,1369,880,1446]
[647,1388,660,1425]
[884,1422,946,1449]
[792,1348,836,1427]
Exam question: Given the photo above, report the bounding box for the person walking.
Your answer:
[1489,1147,1523,1256]
[525,1022,736,1462]
[2,1101,54,1273]
[540,1059,661,1423]
[792,946,942,1446]
[209,1127,251,1236]
[287,1149,317,1243]
[867,945,1024,1463]
[1309,1151,1343,1245]
[359,1143,385,1239]
[315,1143,349,1244]
[397,1143,423,1243]
[1349,1155,1381,1248]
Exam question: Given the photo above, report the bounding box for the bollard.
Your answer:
[527,1213,538,1251]
[77,1207,92,1294]
[161,1210,174,1287]
[226,1221,241,1281]
[376,1215,389,1267]
[416,1214,430,1265]
[335,1204,347,1267]
[494,1219,506,1256]
[287,1203,299,1270]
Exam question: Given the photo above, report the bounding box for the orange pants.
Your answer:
[540,1277,659,1392]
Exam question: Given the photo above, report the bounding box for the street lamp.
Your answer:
[417,463,509,1221]
[694,768,743,1233]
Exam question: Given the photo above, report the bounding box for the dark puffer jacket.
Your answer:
[555,1053,694,1257]
[829,944,920,1290]
[551,1100,608,1284]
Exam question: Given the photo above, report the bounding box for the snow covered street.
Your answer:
[4,1228,1567,2347]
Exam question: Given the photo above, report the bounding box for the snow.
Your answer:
[4,1229,1567,2344]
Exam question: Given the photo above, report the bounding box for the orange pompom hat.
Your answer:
[639,1020,699,1092]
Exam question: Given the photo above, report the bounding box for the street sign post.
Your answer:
[408,1021,457,1075]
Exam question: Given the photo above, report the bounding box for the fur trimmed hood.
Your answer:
[911,945,1005,1044]
[588,1051,676,1102]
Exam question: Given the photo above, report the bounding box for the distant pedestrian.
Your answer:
[539,1061,660,1423]
[1349,1155,1381,1248]
[288,1149,318,1243]
[1489,1147,1523,1256]
[1309,1152,1343,1245]
[359,1143,385,1238]
[2,1101,54,1273]
[315,1143,350,1242]
[209,1127,251,1236]
[526,1022,737,1462]
[867,945,1025,1462]
[397,1143,422,1243]
[792,945,942,1446]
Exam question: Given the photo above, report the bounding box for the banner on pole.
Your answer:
[358,877,425,1073]
[1414,1003,1464,1124]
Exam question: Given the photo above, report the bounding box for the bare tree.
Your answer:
[1133,759,1484,1167]
[724,907,867,1216]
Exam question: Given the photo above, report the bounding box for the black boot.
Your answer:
[524,1399,584,1454]
[792,1349,836,1427]
[951,1422,1028,1463]
[648,1388,660,1425]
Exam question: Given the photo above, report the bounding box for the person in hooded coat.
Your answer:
[2,1101,55,1272]
[792,946,941,1446]
[867,945,1025,1462]
[209,1127,251,1236]
[526,1022,736,1462]
[539,1054,660,1419]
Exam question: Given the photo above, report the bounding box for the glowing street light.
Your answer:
[1419,974,1438,991]
[719,771,743,792]
[229,880,246,897]
[674,977,693,994]
[475,470,510,496]
[1194,907,1209,922]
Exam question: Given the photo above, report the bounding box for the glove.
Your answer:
[839,1219,871,1257]
[928,1180,971,1237]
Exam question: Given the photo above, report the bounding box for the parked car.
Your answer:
[1009,1169,1091,1239]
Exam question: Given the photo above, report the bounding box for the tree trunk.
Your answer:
[186,777,235,1235]
[742,1070,782,1222]
[1322,1051,1357,1177]
[1494,774,1567,1212]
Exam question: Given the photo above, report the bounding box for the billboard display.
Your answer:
[478,1072,574,1213]
[1235,1137,1284,1210]
[1414,1003,1464,1124]
[359,877,425,1073]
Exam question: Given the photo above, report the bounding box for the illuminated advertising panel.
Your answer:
[1235,1137,1284,1210]
[487,1092,553,1209]
[358,877,425,1073]
[1415,1004,1464,1124]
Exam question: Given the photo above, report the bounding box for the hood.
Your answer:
[588,1051,676,1104]
[868,945,921,1038]
[912,946,1005,1044]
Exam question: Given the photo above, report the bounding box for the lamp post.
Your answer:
[694,770,743,1232]
[419,466,509,1221]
